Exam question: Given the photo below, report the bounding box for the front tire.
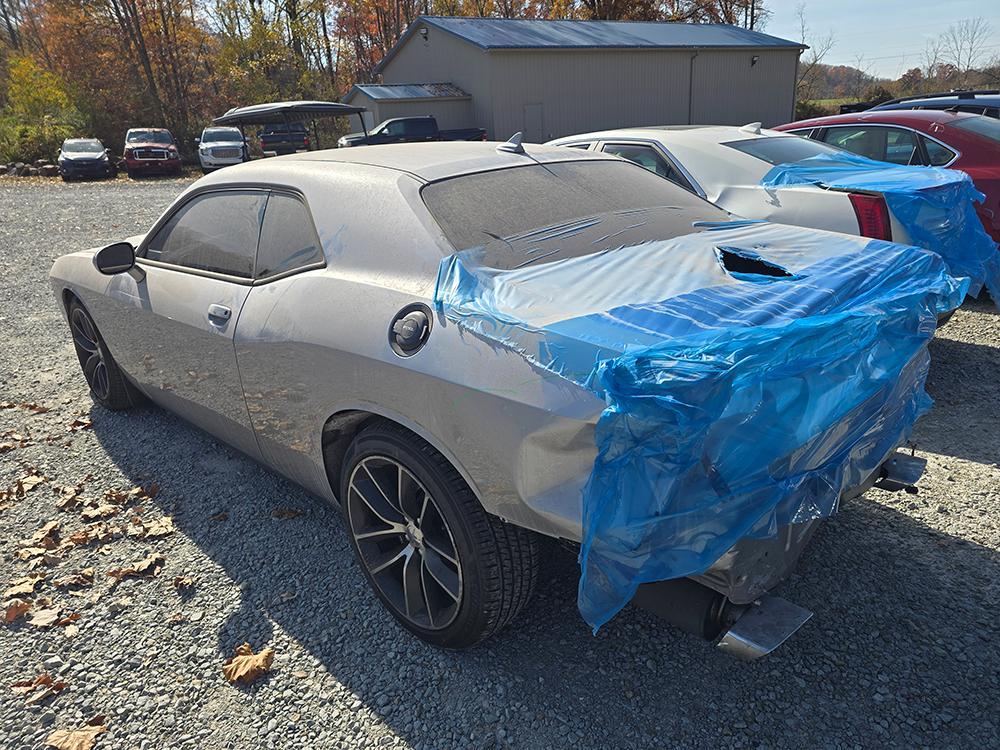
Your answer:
[67,300,140,411]
[340,422,540,648]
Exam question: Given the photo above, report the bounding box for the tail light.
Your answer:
[849,193,892,241]
[480,133,488,141]
[259,139,265,150]
[303,136,310,147]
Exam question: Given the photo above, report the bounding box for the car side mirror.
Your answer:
[94,242,136,275]
[194,137,200,144]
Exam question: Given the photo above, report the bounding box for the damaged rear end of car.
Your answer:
[430,169,966,657]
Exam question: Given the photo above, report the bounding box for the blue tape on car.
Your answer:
[760,151,1000,299]
[435,217,966,631]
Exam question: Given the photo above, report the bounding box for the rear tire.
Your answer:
[340,421,540,648]
[67,300,140,411]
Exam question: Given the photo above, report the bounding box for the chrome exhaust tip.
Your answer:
[716,595,813,660]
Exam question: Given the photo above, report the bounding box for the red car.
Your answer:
[122,127,183,178]
[775,110,1000,241]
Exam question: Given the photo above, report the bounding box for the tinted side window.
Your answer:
[145,191,266,278]
[256,194,324,279]
[822,126,918,164]
[601,143,693,191]
[920,136,957,166]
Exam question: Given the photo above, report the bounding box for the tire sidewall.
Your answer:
[340,429,491,649]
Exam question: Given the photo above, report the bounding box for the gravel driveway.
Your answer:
[1,176,998,750]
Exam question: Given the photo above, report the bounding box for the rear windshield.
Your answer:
[421,160,727,267]
[952,115,1000,144]
[723,136,844,165]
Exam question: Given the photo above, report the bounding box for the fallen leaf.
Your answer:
[13,673,69,706]
[142,516,174,538]
[81,505,119,521]
[27,607,61,628]
[56,613,81,627]
[25,521,61,549]
[172,575,194,591]
[271,508,304,520]
[3,599,31,623]
[292,669,308,679]
[11,672,53,694]
[167,612,187,624]
[17,546,51,561]
[54,569,94,588]
[3,573,45,599]
[21,402,50,414]
[222,643,275,684]
[18,473,47,495]
[67,417,93,432]
[209,511,228,522]
[63,624,80,638]
[44,724,107,750]
[107,553,164,582]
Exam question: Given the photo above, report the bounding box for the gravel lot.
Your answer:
[1,175,998,750]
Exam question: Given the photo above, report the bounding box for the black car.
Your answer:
[870,89,1000,119]
[58,139,117,181]
[337,116,487,147]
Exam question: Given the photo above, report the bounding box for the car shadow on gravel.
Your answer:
[88,404,1000,748]
[919,335,1000,466]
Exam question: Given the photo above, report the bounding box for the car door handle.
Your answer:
[207,304,232,324]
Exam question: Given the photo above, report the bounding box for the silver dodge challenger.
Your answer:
[50,141,944,657]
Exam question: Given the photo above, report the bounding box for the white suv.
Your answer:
[196,126,247,172]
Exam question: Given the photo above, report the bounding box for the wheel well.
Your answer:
[62,288,81,311]
[321,410,380,503]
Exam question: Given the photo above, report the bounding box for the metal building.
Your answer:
[345,16,805,142]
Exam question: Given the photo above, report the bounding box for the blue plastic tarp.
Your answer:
[760,151,1000,299]
[435,216,966,632]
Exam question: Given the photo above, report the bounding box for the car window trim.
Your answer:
[136,183,327,286]
[254,190,327,282]
[816,123,961,167]
[594,137,705,198]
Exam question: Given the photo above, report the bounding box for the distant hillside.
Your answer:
[809,64,890,101]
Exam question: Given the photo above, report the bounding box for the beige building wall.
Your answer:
[380,30,494,135]
[349,92,475,131]
[377,22,801,141]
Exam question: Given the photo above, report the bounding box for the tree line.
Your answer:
[0,0,770,160]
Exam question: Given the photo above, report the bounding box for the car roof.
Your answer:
[267,141,619,182]
[550,124,789,146]
[776,108,978,131]
[547,125,801,192]
[873,92,1000,109]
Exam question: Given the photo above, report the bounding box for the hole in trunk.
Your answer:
[716,246,793,279]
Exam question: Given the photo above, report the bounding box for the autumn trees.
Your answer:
[0,0,776,161]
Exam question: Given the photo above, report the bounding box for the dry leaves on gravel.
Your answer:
[172,575,194,591]
[45,722,107,750]
[3,573,45,599]
[11,672,68,705]
[67,417,93,432]
[3,598,31,624]
[222,643,275,684]
[107,553,165,582]
[54,569,95,588]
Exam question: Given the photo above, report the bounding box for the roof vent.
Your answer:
[497,132,525,154]
[739,122,762,135]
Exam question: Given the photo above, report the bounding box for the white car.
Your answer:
[547,125,910,243]
[196,126,248,173]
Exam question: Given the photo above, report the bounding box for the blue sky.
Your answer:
[764,0,1000,78]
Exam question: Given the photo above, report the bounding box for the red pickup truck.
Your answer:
[122,128,183,178]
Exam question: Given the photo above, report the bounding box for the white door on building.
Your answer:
[523,104,544,143]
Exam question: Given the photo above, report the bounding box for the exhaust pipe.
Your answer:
[634,579,812,660]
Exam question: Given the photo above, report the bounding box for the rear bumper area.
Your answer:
[634,449,926,658]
